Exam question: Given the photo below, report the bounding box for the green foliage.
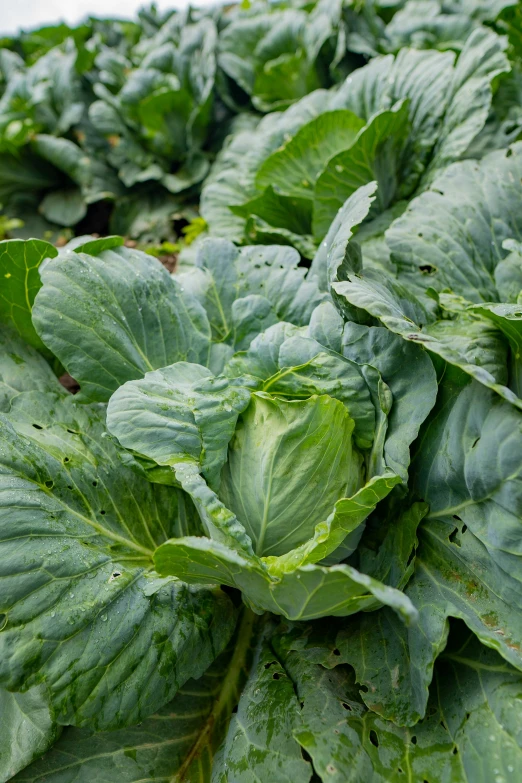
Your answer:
[2,1,522,780]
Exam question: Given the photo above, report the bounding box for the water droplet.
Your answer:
[101,614,108,622]
[508,766,514,773]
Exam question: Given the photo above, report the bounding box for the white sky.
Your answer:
[2,0,191,36]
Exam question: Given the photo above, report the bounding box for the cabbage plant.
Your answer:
[201,26,517,253]
[2,195,522,779]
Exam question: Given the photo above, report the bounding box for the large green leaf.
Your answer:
[154,533,417,623]
[212,620,312,782]
[335,510,522,728]
[15,617,522,782]
[332,272,521,408]
[277,623,522,782]
[177,240,326,349]
[426,26,510,176]
[415,376,522,586]
[255,110,365,200]
[387,143,522,303]
[312,102,410,239]
[0,329,60,410]
[0,335,235,730]
[200,90,334,241]
[0,239,57,351]
[11,616,254,783]
[31,244,211,402]
[0,686,58,783]
[309,181,377,292]
[469,302,522,396]
[336,372,522,726]
[106,362,251,488]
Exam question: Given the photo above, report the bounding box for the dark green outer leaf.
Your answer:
[32,246,211,402]
[0,337,235,730]
[212,619,312,782]
[333,273,521,409]
[0,239,57,352]
[0,686,58,783]
[11,613,254,783]
[0,329,59,411]
[334,374,522,727]
[278,626,522,782]
[255,109,366,200]
[415,378,522,579]
[387,143,522,303]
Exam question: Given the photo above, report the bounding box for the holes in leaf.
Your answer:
[92,481,98,487]
[32,423,43,430]
[264,661,277,670]
[452,746,458,755]
[506,148,513,158]
[471,437,480,448]
[0,614,7,631]
[63,457,70,464]
[449,527,461,547]
[461,524,467,535]
[67,485,73,490]
[369,730,379,747]
[419,265,436,274]
[109,571,122,582]
[341,702,352,711]
[333,648,341,656]
[411,735,417,745]
[100,510,106,515]
[231,704,238,714]
[452,515,462,522]
[66,429,76,435]
[326,764,337,775]
[398,767,404,774]
[272,672,281,680]
[45,480,54,489]
[440,720,447,730]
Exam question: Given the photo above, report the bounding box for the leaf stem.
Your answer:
[173,606,257,779]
